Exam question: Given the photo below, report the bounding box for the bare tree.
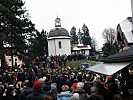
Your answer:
[102,28,116,45]
[102,28,119,57]
[91,37,97,50]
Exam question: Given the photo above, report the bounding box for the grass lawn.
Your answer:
[65,60,99,69]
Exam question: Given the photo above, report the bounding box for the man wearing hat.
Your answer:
[26,81,44,100]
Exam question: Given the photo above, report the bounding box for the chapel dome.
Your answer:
[48,28,70,37]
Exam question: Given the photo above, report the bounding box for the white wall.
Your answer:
[131,0,133,21]
[85,50,90,55]
[48,37,71,56]
[131,0,133,30]
[48,39,56,56]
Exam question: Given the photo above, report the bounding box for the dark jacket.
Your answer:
[0,96,4,100]
[4,94,17,100]
[25,90,44,100]
[107,82,119,100]
[19,87,33,100]
[83,81,92,94]
[89,93,104,100]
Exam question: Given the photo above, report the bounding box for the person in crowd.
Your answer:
[71,79,78,91]
[65,79,72,89]
[41,95,54,100]
[73,82,87,100]
[50,83,58,100]
[89,86,104,100]
[105,76,119,100]
[70,93,80,100]
[42,79,51,94]
[19,80,33,100]
[83,77,92,99]
[42,83,52,96]
[25,81,44,100]
[57,85,72,100]
[4,85,17,100]
[92,75,107,99]
[0,84,5,100]
[119,67,129,95]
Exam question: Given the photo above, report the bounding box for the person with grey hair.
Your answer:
[70,93,80,100]
[73,82,87,100]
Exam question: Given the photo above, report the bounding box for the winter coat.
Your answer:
[19,87,33,100]
[88,93,104,100]
[107,82,119,100]
[57,91,72,100]
[83,82,92,94]
[0,95,5,100]
[25,90,44,100]
[4,94,17,100]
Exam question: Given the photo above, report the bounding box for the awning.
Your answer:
[86,62,131,75]
[101,47,133,63]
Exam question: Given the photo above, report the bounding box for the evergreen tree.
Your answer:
[28,30,48,61]
[102,42,119,57]
[70,26,78,44]
[81,24,91,45]
[0,0,35,66]
[77,28,83,44]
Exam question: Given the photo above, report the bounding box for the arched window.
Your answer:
[59,41,62,49]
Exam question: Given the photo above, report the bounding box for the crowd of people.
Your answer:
[0,54,129,100]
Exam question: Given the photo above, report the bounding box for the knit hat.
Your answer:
[77,82,84,89]
[33,81,42,91]
[106,75,112,80]
[39,78,45,84]
[71,83,78,90]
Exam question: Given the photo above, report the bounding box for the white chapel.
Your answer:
[48,17,71,56]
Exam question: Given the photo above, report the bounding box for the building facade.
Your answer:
[116,17,133,51]
[48,17,71,56]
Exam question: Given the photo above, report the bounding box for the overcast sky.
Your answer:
[24,0,132,49]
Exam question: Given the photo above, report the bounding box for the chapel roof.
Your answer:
[48,27,70,37]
